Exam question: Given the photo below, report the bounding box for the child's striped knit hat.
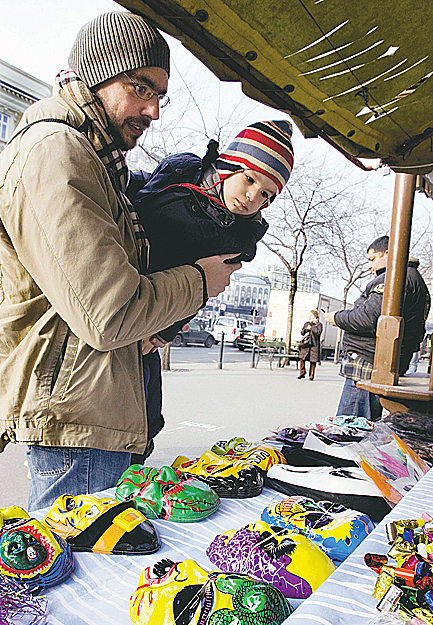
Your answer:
[216,120,294,194]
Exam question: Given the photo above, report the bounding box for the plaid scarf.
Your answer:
[56,69,147,253]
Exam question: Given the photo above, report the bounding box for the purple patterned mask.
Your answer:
[206,521,335,599]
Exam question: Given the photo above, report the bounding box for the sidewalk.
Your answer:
[153,359,343,464]
[0,360,344,509]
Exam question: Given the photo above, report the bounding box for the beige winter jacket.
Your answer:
[0,88,205,453]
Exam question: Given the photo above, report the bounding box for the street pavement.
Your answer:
[0,358,344,510]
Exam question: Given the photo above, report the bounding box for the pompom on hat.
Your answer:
[216,120,294,194]
[68,12,170,88]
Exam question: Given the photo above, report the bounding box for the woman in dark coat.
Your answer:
[298,310,323,380]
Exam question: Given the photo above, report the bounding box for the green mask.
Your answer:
[115,465,220,522]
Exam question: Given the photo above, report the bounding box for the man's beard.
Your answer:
[108,117,151,152]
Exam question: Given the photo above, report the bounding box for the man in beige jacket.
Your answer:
[0,11,240,510]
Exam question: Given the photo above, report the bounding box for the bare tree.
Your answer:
[127,64,266,171]
[318,196,387,295]
[314,206,375,361]
[262,157,359,350]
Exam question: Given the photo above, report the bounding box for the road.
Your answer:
[0,352,344,510]
[170,343,255,365]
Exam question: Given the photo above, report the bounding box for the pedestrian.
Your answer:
[298,310,323,380]
[0,11,241,511]
[324,236,430,421]
[126,120,294,449]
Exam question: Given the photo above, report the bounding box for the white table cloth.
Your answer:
[285,467,433,624]
[29,468,433,624]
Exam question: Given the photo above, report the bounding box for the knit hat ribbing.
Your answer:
[68,12,170,88]
[216,121,294,193]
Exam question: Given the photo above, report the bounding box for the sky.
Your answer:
[1,0,431,301]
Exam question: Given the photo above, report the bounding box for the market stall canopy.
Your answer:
[115,0,433,174]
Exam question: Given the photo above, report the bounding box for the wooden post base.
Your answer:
[371,315,403,386]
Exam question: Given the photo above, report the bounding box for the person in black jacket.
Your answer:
[126,120,295,458]
[324,235,430,421]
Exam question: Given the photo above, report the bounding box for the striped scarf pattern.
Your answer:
[56,69,147,248]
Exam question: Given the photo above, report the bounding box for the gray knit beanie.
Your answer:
[68,12,170,88]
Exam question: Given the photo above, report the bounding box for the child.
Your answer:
[128,120,294,330]
[126,120,294,460]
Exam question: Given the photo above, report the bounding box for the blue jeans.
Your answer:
[336,377,382,421]
[26,446,133,512]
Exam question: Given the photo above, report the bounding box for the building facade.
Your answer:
[0,59,51,151]
[202,272,271,326]
[202,265,321,327]
[262,265,320,293]
[219,272,271,316]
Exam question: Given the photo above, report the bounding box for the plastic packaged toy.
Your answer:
[130,558,293,625]
[43,494,161,555]
[206,520,335,599]
[115,465,220,522]
[365,514,433,623]
[261,495,374,561]
[0,506,74,594]
[348,422,429,506]
[172,451,264,498]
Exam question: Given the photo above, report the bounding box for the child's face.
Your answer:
[222,169,279,215]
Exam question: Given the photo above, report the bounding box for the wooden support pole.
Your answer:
[370,173,416,386]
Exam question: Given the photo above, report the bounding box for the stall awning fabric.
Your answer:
[116,0,433,174]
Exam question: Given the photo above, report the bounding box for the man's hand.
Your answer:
[142,335,169,354]
[142,337,158,355]
[196,254,242,298]
[324,311,337,326]
[150,335,167,349]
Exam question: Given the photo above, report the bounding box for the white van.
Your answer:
[211,316,248,345]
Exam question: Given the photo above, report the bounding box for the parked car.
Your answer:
[236,324,266,350]
[171,319,215,347]
[211,316,248,346]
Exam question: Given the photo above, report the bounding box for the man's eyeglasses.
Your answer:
[123,73,170,109]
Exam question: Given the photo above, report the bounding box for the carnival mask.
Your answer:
[206,520,335,599]
[130,558,293,625]
[261,495,374,561]
[43,494,160,555]
[0,506,74,593]
[211,438,287,473]
[172,451,264,498]
[115,465,220,522]
[212,438,258,456]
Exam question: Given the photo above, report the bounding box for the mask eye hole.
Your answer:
[85,505,99,519]
[65,497,75,511]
